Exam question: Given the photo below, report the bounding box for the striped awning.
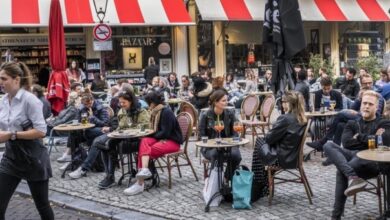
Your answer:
[0,0,194,27]
[195,0,390,21]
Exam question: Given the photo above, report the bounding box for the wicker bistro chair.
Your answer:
[240,94,260,145]
[353,176,383,215]
[179,101,199,141]
[267,119,313,205]
[157,112,199,189]
[241,94,275,146]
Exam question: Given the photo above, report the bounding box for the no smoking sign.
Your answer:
[93,23,112,41]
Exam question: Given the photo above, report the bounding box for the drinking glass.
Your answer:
[81,112,88,124]
[368,135,376,150]
[214,121,224,143]
[329,100,336,111]
[127,117,133,128]
[233,121,243,142]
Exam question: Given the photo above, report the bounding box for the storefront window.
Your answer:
[102,27,172,71]
[197,21,214,71]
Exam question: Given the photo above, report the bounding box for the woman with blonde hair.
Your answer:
[259,90,307,168]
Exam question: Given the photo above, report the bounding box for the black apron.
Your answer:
[0,139,52,181]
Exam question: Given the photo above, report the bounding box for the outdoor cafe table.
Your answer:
[53,123,95,178]
[357,149,390,219]
[195,138,249,212]
[305,111,338,141]
[107,128,154,186]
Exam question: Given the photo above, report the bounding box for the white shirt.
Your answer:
[0,89,47,133]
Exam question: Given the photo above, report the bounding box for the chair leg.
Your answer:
[185,153,199,181]
[301,167,314,197]
[175,158,182,178]
[299,167,313,204]
[195,145,198,158]
[377,176,382,215]
[268,168,274,206]
[203,161,209,179]
[353,194,357,205]
[156,159,164,173]
[167,158,172,189]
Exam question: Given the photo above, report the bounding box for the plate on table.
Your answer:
[58,124,68,127]
[70,123,81,126]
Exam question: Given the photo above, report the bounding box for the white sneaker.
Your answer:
[68,167,87,179]
[123,183,144,195]
[136,168,152,180]
[59,162,71,171]
[57,154,71,163]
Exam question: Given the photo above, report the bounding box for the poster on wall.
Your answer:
[160,58,172,74]
[123,47,142,69]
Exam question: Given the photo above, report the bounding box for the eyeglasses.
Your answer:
[361,82,373,86]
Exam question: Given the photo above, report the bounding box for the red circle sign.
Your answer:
[93,24,112,41]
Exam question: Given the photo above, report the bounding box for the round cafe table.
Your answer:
[304,111,338,160]
[107,128,154,186]
[54,123,95,178]
[357,149,390,219]
[195,138,249,212]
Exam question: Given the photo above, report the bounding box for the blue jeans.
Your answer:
[81,133,109,171]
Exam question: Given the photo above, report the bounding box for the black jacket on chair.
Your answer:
[265,113,306,169]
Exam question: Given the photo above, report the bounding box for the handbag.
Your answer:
[232,165,253,209]
[202,166,223,207]
[255,137,277,165]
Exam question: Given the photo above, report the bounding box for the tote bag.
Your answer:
[232,165,253,209]
[203,167,223,207]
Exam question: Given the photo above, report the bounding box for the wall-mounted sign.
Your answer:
[120,37,155,47]
[93,23,112,41]
[93,40,112,51]
[123,47,143,69]
[0,33,85,46]
[158,42,170,55]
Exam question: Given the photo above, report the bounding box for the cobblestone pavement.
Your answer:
[5,193,107,220]
[45,137,382,220]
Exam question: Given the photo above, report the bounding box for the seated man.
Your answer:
[307,74,384,150]
[323,90,381,220]
[338,68,360,102]
[314,77,343,111]
[56,92,110,167]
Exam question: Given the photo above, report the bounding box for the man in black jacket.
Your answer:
[323,91,380,220]
[339,68,360,103]
[314,77,343,111]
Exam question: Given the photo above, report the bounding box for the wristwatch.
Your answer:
[10,131,17,141]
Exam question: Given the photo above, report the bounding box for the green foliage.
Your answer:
[356,54,382,81]
[308,53,335,79]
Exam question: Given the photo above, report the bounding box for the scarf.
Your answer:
[150,104,165,132]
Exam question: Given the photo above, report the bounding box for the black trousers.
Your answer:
[201,146,242,179]
[0,172,54,220]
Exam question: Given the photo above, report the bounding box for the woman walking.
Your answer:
[0,62,54,220]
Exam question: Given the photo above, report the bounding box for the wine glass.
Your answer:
[233,121,243,142]
[213,120,224,143]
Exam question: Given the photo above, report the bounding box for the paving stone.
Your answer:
[44,141,382,220]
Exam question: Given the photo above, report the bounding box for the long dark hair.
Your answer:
[118,88,140,117]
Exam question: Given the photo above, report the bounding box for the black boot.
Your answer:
[98,175,115,189]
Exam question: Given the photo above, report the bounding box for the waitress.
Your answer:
[0,62,54,220]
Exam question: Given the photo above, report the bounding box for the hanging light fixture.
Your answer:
[92,0,108,23]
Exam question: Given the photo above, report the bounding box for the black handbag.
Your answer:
[255,137,277,165]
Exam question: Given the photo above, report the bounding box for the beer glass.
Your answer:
[368,135,376,150]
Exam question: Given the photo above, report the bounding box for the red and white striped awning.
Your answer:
[195,0,390,21]
[0,0,194,27]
